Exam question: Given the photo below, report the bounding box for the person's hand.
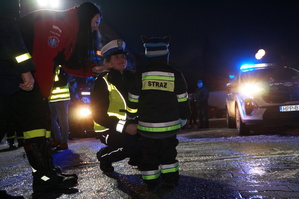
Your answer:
[19,71,35,91]
[92,62,112,74]
[125,123,138,135]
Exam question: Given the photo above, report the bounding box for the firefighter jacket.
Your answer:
[128,60,190,139]
[18,7,97,98]
[0,0,36,95]
[91,69,135,133]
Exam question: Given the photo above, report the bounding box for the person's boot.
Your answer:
[45,139,78,179]
[7,137,17,150]
[24,141,77,192]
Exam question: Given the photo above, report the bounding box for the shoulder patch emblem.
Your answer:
[48,36,60,48]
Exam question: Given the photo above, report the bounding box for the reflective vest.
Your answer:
[49,66,70,102]
[93,74,127,132]
[49,85,70,102]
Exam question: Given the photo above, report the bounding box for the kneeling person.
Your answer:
[91,39,141,173]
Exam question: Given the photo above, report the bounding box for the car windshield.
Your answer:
[240,67,299,83]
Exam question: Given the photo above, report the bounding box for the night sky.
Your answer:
[94,0,299,90]
[21,0,299,90]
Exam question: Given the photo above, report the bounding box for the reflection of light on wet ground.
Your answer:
[248,190,265,198]
[249,196,264,199]
[239,157,271,184]
[245,166,267,176]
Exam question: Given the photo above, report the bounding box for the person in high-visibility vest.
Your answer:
[91,39,142,173]
[49,65,71,150]
[128,36,190,188]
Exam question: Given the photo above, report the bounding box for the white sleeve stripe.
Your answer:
[116,120,126,133]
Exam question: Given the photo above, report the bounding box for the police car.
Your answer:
[226,63,299,135]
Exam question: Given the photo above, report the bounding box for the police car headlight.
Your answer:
[238,82,269,97]
[77,107,91,118]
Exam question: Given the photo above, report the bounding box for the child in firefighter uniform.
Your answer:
[91,39,142,173]
[128,36,190,188]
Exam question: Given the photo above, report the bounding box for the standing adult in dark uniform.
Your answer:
[195,80,209,128]
[0,0,78,194]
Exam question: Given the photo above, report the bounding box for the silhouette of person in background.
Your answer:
[187,93,197,129]
[195,80,209,128]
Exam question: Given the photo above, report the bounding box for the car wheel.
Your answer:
[226,110,236,128]
[235,106,250,136]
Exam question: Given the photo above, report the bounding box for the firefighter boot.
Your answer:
[24,141,78,192]
[45,139,78,180]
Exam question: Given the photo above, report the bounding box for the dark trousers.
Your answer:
[198,106,209,128]
[140,135,179,184]
[1,85,51,142]
[98,130,142,163]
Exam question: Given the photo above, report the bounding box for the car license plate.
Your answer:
[279,105,299,112]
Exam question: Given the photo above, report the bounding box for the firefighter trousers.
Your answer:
[139,135,179,186]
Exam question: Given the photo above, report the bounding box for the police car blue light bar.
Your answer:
[240,63,275,71]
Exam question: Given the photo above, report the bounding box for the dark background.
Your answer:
[20,0,299,92]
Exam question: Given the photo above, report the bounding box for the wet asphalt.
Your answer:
[0,118,299,199]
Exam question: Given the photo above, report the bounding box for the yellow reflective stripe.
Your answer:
[107,112,126,120]
[142,173,160,180]
[23,129,47,139]
[128,97,138,103]
[127,107,138,113]
[178,96,188,102]
[49,86,70,101]
[161,166,179,174]
[52,88,69,94]
[142,75,174,81]
[142,71,174,79]
[7,135,16,139]
[128,93,139,103]
[137,124,181,132]
[141,169,160,180]
[46,131,51,139]
[15,53,31,63]
[50,93,70,100]
[139,120,180,127]
[54,74,59,82]
[160,162,179,174]
[177,92,188,102]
